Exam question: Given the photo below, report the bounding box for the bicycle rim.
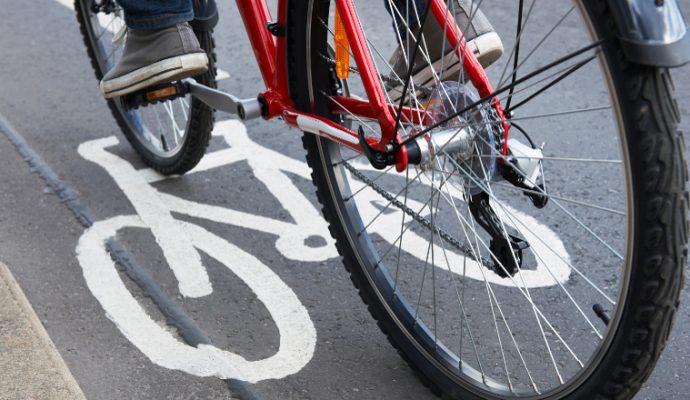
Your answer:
[288,0,684,398]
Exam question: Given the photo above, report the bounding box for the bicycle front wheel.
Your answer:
[287,1,687,399]
[75,0,216,174]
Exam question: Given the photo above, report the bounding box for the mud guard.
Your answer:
[191,0,219,32]
[604,0,690,67]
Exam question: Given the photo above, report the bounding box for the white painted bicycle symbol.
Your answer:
[75,119,570,381]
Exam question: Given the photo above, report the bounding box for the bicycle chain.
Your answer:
[342,161,492,266]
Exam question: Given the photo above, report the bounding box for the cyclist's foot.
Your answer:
[100,22,208,99]
[387,1,503,101]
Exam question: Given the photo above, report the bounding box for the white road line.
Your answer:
[79,137,213,298]
[77,215,317,382]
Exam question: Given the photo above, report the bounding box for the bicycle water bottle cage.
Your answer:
[469,191,529,278]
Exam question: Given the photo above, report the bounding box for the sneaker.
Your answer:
[100,22,208,98]
[387,1,503,101]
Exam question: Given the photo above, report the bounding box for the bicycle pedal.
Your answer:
[122,80,190,110]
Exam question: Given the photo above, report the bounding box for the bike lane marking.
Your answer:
[79,136,213,298]
[0,113,262,400]
[2,97,573,395]
[73,116,572,380]
[77,215,316,381]
[346,172,571,288]
[76,120,325,382]
[146,120,338,262]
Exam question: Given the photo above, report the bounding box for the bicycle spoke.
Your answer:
[492,182,625,216]
[502,0,536,111]
[423,163,488,380]
[393,167,411,290]
[401,40,603,147]
[430,163,439,346]
[356,169,425,235]
[96,11,121,41]
[460,145,605,340]
[178,97,189,120]
[322,92,383,137]
[451,154,621,164]
[452,155,564,384]
[470,130,625,260]
[162,101,183,145]
[331,152,365,167]
[507,54,597,112]
[312,1,648,395]
[346,165,396,201]
[428,157,514,389]
[440,148,617,304]
[447,186,584,370]
[497,6,577,89]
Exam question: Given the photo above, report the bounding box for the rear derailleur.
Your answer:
[469,191,528,278]
[500,138,548,209]
[468,138,550,278]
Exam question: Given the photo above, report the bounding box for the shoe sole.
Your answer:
[100,52,209,99]
[388,32,503,102]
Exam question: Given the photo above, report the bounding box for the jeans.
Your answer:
[118,0,193,29]
[118,0,426,31]
[385,0,429,39]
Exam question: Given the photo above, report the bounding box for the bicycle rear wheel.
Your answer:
[287,1,687,398]
[75,0,216,174]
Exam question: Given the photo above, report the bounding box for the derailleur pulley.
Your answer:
[469,191,529,277]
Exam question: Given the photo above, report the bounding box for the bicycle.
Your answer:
[75,0,690,399]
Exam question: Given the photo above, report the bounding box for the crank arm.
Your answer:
[121,78,264,121]
[183,78,264,120]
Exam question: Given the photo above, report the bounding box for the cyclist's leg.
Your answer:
[100,0,208,98]
[117,0,193,29]
[385,0,427,39]
[384,0,503,100]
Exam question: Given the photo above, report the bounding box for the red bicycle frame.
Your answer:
[235,0,509,171]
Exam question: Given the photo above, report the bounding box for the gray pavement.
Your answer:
[1,0,690,399]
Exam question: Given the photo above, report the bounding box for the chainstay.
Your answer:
[342,161,492,266]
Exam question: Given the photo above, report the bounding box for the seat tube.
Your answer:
[427,0,510,154]
[335,0,397,150]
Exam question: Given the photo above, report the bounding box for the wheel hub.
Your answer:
[414,82,499,195]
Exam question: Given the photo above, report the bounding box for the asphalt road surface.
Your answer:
[1,1,690,399]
